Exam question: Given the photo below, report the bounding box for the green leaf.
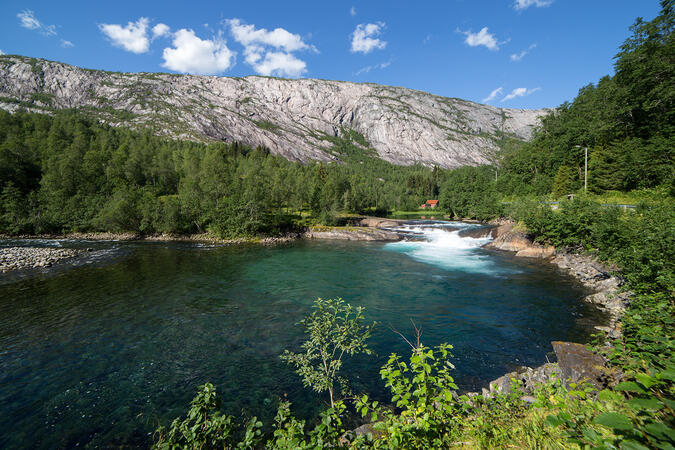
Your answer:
[582,427,600,443]
[644,422,675,441]
[599,389,622,402]
[619,440,650,450]
[593,412,633,431]
[615,381,646,393]
[627,398,663,411]
[545,415,564,427]
[635,373,656,389]
[658,369,675,381]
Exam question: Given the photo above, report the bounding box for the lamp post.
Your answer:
[573,145,588,193]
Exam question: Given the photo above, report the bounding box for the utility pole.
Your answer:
[584,146,588,194]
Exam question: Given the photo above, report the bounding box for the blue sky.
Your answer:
[0,1,662,109]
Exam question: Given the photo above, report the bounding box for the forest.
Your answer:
[0,110,444,237]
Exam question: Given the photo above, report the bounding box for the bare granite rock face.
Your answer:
[304,226,401,241]
[0,55,548,168]
[483,223,555,258]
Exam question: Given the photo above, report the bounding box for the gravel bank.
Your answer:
[0,247,83,273]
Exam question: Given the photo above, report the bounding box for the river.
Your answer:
[0,220,605,448]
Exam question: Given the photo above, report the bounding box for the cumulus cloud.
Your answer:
[350,6,356,16]
[60,39,74,48]
[482,87,503,103]
[514,0,554,10]
[228,19,313,53]
[227,19,315,77]
[0,49,4,55]
[351,22,387,54]
[99,17,150,54]
[162,29,235,75]
[355,60,391,75]
[17,10,57,36]
[510,43,536,61]
[152,23,171,39]
[501,87,540,102]
[459,27,500,51]
[253,51,307,77]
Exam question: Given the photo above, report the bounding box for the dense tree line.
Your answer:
[0,110,443,236]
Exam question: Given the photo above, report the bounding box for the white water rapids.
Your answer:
[383,222,503,274]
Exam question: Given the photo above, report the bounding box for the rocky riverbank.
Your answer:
[0,247,84,273]
[469,220,630,402]
[483,221,630,336]
[304,226,401,241]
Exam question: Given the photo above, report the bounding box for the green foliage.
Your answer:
[29,92,54,105]
[355,343,461,448]
[439,165,501,220]
[253,119,279,132]
[541,368,675,450]
[0,109,455,236]
[552,165,579,197]
[153,383,239,449]
[281,298,375,408]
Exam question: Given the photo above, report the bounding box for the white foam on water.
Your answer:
[384,224,500,274]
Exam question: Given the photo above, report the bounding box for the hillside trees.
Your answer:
[0,109,447,236]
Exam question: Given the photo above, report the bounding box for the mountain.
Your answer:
[0,55,547,168]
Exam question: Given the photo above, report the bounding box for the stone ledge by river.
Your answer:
[0,247,83,273]
[304,226,401,241]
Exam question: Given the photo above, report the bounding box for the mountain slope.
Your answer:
[0,55,546,168]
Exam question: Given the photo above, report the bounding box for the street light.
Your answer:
[573,145,588,193]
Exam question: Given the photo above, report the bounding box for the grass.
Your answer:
[388,210,447,219]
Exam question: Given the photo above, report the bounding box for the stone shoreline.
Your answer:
[475,221,630,399]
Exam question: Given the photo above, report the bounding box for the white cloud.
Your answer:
[99,17,150,54]
[0,49,4,55]
[17,10,57,36]
[510,43,536,61]
[355,60,391,75]
[227,19,314,77]
[228,19,313,53]
[350,6,356,16]
[60,39,74,48]
[152,23,171,39]
[482,87,503,103]
[514,0,554,10]
[351,22,387,54]
[253,51,307,77]
[162,29,235,75]
[460,27,500,51]
[501,87,540,102]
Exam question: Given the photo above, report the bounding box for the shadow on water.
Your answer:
[0,224,607,448]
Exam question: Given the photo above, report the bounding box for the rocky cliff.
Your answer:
[0,55,547,168]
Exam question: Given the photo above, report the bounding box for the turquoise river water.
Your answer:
[0,221,606,448]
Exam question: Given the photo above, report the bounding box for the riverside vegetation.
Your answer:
[1,1,673,448]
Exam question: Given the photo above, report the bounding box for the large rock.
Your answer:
[483,224,554,258]
[488,363,561,395]
[305,227,401,241]
[0,55,547,169]
[551,341,620,389]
